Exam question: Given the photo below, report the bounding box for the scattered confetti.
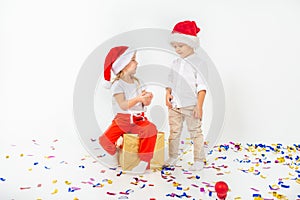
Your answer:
[1,138,300,199]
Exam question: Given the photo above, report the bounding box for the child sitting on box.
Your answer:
[98,46,158,174]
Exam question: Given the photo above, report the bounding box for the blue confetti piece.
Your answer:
[281,184,290,188]
[34,162,38,165]
[176,186,182,190]
[0,178,6,181]
[252,194,261,197]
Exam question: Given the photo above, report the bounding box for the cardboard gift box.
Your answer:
[119,132,165,171]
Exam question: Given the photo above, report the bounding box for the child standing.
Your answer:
[165,21,207,171]
[99,46,158,174]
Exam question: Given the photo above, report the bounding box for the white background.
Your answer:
[1,0,300,145]
[1,1,300,199]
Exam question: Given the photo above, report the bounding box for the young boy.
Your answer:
[165,20,207,171]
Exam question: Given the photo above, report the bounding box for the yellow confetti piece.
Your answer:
[296,179,300,184]
[254,197,263,200]
[276,157,285,163]
[28,168,32,171]
[36,198,42,200]
[288,172,294,176]
[172,182,180,187]
[234,197,242,200]
[73,198,79,200]
[51,188,58,194]
[183,187,190,191]
[271,185,280,190]
[107,180,112,184]
[65,181,71,185]
[5,155,9,159]
[52,180,57,184]
[248,167,254,172]
[20,154,24,157]
[260,174,267,179]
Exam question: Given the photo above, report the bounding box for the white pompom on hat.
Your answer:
[170,20,200,49]
[102,46,135,89]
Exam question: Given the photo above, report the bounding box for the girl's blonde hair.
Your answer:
[113,70,140,85]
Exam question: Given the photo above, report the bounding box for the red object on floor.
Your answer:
[215,181,229,199]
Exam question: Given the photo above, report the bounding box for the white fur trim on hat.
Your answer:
[170,33,200,49]
[101,78,112,89]
[112,49,135,75]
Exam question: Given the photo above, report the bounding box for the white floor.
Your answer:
[1,138,300,200]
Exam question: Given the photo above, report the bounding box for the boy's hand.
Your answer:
[193,105,203,120]
[166,93,173,109]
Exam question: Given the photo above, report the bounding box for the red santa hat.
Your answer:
[102,46,135,89]
[170,20,200,48]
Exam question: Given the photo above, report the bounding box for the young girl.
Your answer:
[99,46,158,174]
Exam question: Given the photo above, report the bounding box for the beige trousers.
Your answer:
[168,105,205,162]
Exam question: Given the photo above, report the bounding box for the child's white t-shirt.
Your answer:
[110,79,146,115]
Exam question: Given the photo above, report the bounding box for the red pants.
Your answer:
[99,113,157,162]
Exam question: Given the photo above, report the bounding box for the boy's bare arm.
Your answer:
[193,90,206,119]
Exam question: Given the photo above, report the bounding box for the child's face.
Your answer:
[123,52,138,75]
[171,42,194,58]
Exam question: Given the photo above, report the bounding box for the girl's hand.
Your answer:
[193,105,203,120]
[139,91,153,106]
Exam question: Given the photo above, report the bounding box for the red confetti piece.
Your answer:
[20,187,31,190]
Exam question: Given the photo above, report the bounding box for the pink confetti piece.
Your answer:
[47,156,55,159]
[250,187,259,192]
